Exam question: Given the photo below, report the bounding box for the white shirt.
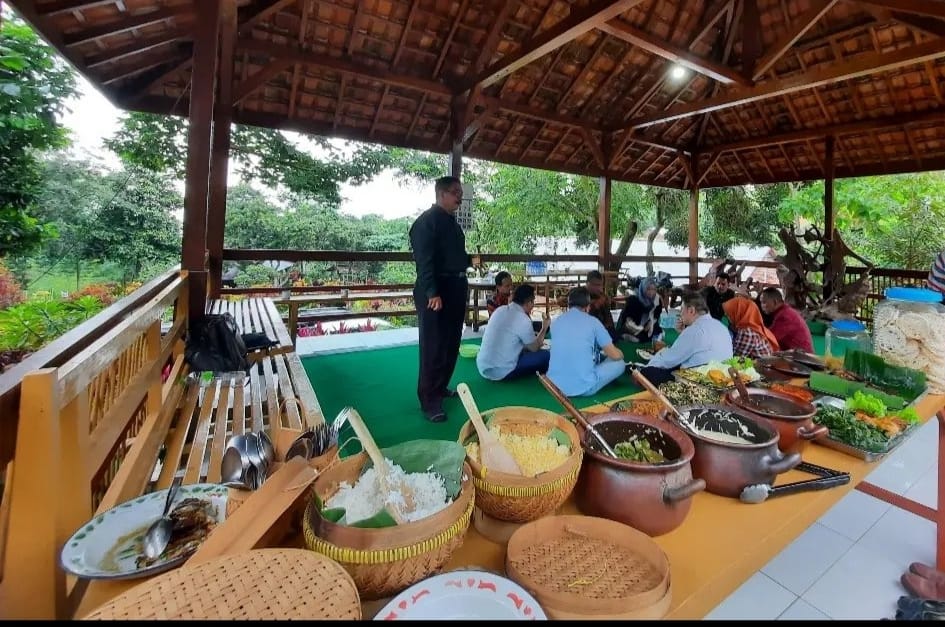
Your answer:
[476,302,537,380]
[647,313,733,369]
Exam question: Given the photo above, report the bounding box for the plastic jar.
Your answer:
[873,287,945,394]
[825,319,871,361]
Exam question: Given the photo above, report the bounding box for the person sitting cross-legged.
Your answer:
[477,284,550,381]
[759,287,814,353]
[546,287,625,397]
[486,270,513,315]
[723,296,779,358]
[637,291,733,386]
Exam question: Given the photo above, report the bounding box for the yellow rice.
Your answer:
[464,425,570,477]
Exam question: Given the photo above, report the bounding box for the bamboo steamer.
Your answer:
[505,515,672,620]
[303,454,475,600]
[458,406,582,524]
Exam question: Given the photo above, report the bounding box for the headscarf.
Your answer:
[723,296,780,352]
[637,277,658,310]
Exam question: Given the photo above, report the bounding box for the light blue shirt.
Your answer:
[477,302,537,380]
[648,313,733,369]
[547,308,615,396]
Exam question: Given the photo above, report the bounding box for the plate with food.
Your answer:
[610,398,664,418]
[60,483,226,580]
[674,360,762,390]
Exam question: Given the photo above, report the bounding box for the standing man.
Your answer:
[409,176,476,423]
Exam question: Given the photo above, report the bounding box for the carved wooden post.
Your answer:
[598,176,612,273]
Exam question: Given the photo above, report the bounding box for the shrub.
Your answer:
[0,295,106,351]
[0,262,25,309]
[71,282,120,305]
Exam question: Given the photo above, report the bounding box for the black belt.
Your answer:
[437,273,468,278]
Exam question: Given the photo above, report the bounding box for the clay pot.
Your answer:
[723,388,827,455]
[576,412,706,536]
[670,404,802,498]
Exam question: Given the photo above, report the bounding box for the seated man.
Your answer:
[585,270,618,341]
[638,291,733,385]
[547,287,625,397]
[486,270,513,315]
[929,249,945,300]
[477,284,550,381]
[701,271,736,321]
[759,287,814,353]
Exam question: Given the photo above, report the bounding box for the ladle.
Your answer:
[457,383,523,475]
[729,366,767,412]
[630,369,697,432]
[537,373,618,459]
[345,407,413,524]
[142,476,181,559]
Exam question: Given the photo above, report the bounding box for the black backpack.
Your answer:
[185,313,250,373]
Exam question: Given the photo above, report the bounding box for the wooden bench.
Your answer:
[0,272,324,619]
[206,297,294,359]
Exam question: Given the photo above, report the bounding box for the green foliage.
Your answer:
[0,295,105,350]
[0,260,24,308]
[0,17,77,257]
[105,114,394,204]
[234,264,279,288]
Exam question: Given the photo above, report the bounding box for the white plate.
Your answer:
[374,570,547,620]
[60,483,227,581]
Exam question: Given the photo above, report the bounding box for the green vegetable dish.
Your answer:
[723,356,754,370]
[614,438,666,463]
[813,406,890,453]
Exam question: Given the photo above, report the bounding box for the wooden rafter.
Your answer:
[693,0,742,147]
[548,128,573,161]
[752,0,838,79]
[697,151,723,184]
[333,75,346,129]
[927,60,944,103]
[232,59,293,105]
[37,0,114,17]
[742,0,762,77]
[433,0,470,78]
[287,0,311,119]
[581,127,608,168]
[405,93,427,139]
[63,7,186,47]
[779,144,800,178]
[555,35,610,113]
[462,0,645,91]
[238,38,452,95]
[859,0,945,20]
[370,85,391,137]
[84,27,188,70]
[627,37,945,130]
[903,125,923,164]
[391,0,420,68]
[597,20,750,85]
[101,57,174,85]
[238,0,298,36]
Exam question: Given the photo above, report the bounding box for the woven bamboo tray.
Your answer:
[82,549,361,620]
[505,515,672,620]
[303,454,475,600]
[458,406,582,523]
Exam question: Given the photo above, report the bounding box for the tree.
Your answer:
[0,17,77,257]
[106,113,398,204]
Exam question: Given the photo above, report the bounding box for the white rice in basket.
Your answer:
[325,459,451,524]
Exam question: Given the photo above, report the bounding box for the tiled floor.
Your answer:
[707,417,940,621]
[298,328,940,620]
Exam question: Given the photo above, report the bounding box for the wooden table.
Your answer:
[207,297,293,358]
[466,278,494,331]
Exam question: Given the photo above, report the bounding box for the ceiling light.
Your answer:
[670,65,687,80]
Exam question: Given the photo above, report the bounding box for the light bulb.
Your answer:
[670,65,687,80]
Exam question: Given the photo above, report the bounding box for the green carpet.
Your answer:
[301,332,827,454]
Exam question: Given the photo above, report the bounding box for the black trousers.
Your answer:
[638,365,677,386]
[415,277,468,411]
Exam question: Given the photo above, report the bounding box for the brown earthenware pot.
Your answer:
[576,412,705,536]
[669,404,802,498]
[723,388,827,455]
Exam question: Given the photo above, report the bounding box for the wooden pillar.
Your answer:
[598,176,612,271]
[688,186,700,286]
[207,1,237,299]
[823,135,836,296]
[181,0,222,321]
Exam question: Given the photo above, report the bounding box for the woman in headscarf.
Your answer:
[723,296,780,358]
[616,277,663,343]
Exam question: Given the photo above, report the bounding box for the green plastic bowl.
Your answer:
[459,344,480,358]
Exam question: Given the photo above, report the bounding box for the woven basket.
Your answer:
[82,549,361,620]
[505,515,672,619]
[458,406,582,523]
[303,454,475,600]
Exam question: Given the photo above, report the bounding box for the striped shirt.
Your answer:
[929,251,945,296]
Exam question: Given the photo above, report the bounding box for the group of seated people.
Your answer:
[476,268,815,397]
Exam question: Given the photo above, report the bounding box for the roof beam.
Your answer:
[238,0,299,35]
[858,0,945,19]
[84,27,190,70]
[232,58,294,104]
[237,37,452,95]
[752,0,838,79]
[625,37,945,130]
[36,1,114,17]
[580,127,608,168]
[704,106,945,152]
[462,0,645,91]
[597,20,751,85]
[63,8,187,47]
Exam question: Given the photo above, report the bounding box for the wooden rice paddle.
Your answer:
[344,407,414,524]
[536,373,618,459]
[630,369,696,432]
[456,383,523,476]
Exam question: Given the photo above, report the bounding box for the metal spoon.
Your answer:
[143,476,181,559]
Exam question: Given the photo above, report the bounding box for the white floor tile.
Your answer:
[859,504,936,568]
[801,544,906,620]
[705,573,796,620]
[762,523,853,596]
[904,465,939,510]
[778,598,831,620]
[817,490,891,542]
[865,426,939,494]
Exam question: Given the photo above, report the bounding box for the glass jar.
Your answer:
[825,319,871,361]
[873,287,945,394]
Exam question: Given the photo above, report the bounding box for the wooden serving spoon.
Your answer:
[630,369,697,432]
[345,407,414,524]
[457,383,523,475]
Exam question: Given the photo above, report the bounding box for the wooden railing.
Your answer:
[844,266,930,325]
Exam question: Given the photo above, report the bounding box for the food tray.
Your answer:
[811,396,920,462]
[672,370,737,392]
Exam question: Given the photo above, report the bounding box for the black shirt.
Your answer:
[701,286,735,320]
[409,204,471,299]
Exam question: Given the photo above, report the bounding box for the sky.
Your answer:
[59,73,432,220]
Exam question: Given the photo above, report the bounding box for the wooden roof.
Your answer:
[12,0,945,188]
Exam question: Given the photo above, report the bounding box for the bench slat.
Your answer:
[262,297,293,351]
[249,366,265,434]
[156,383,200,490]
[183,383,217,484]
[284,353,322,428]
[273,355,302,431]
[205,380,232,484]
[232,373,247,436]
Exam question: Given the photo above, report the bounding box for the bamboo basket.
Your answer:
[458,406,582,523]
[505,515,672,620]
[302,454,475,600]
